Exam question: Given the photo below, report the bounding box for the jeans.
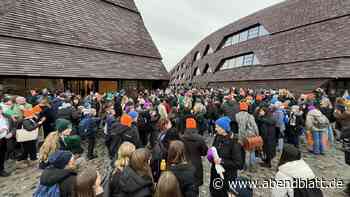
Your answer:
[327,127,334,146]
[277,138,284,152]
[245,150,256,169]
[312,131,324,154]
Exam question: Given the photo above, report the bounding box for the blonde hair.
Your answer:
[39,131,60,163]
[193,102,205,114]
[114,142,136,172]
[155,171,182,197]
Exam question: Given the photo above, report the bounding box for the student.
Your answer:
[109,142,136,197]
[210,117,245,197]
[118,148,154,197]
[271,144,323,197]
[34,150,77,197]
[16,109,44,168]
[182,117,208,191]
[154,171,182,197]
[168,140,197,197]
[39,119,73,169]
[0,106,15,177]
[79,108,100,160]
[106,114,141,160]
[76,167,104,197]
[255,107,277,168]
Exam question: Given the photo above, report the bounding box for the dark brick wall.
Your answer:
[0,0,169,81]
[170,0,350,87]
[0,36,168,80]
[0,0,161,59]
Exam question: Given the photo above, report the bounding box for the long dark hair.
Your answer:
[167,140,187,165]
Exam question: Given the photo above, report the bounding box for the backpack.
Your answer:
[314,114,329,129]
[78,116,94,137]
[107,126,136,159]
[33,184,60,197]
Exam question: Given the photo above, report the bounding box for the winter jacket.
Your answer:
[334,110,350,131]
[306,109,330,132]
[169,163,198,197]
[57,103,74,122]
[109,169,123,197]
[106,122,141,158]
[256,116,277,160]
[182,128,208,187]
[209,135,245,197]
[39,168,77,197]
[271,159,322,197]
[117,166,153,197]
[235,111,259,142]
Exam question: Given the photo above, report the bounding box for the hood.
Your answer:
[169,163,195,181]
[119,166,153,193]
[183,128,201,141]
[40,168,76,187]
[111,122,130,135]
[278,159,315,180]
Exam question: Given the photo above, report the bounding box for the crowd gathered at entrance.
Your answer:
[0,87,349,197]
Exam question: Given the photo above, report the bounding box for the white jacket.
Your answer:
[271,159,316,197]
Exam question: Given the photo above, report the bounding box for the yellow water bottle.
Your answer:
[160,159,166,171]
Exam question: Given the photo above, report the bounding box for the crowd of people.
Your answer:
[0,86,349,197]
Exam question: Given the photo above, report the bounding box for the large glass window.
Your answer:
[219,53,259,71]
[220,24,269,49]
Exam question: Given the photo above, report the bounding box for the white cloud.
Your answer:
[135,0,284,71]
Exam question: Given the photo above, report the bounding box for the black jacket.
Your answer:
[182,128,208,187]
[117,166,153,197]
[40,168,77,197]
[209,135,245,197]
[106,122,141,158]
[256,115,277,159]
[109,169,123,197]
[169,163,198,197]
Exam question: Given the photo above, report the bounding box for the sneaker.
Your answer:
[0,170,11,177]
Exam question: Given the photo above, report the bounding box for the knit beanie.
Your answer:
[239,102,249,111]
[55,119,72,133]
[128,111,138,120]
[215,116,232,133]
[186,118,197,129]
[120,114,132,127]
[48,150,73,169]
[64,135,84,155]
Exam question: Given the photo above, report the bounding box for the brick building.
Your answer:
[169,0,350,94]
[0,0,169,95]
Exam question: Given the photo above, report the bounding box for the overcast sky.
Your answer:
[134,0,284,71]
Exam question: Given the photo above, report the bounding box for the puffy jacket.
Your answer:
[117,166,153,197]
[169,163,197,197]
[334,110,350,131]
[182,128,208,187]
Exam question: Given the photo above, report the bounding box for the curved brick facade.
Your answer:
[170,0,350,93]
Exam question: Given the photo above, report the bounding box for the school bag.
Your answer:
[313,114,329,130]
[78,116,94,137]
[33,184,60,197]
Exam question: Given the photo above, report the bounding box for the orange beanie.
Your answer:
[256,95,263,102]
[23,109,35,118]
[120,114,133,127]
[240,102,249,111]
[186,118,197,129]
